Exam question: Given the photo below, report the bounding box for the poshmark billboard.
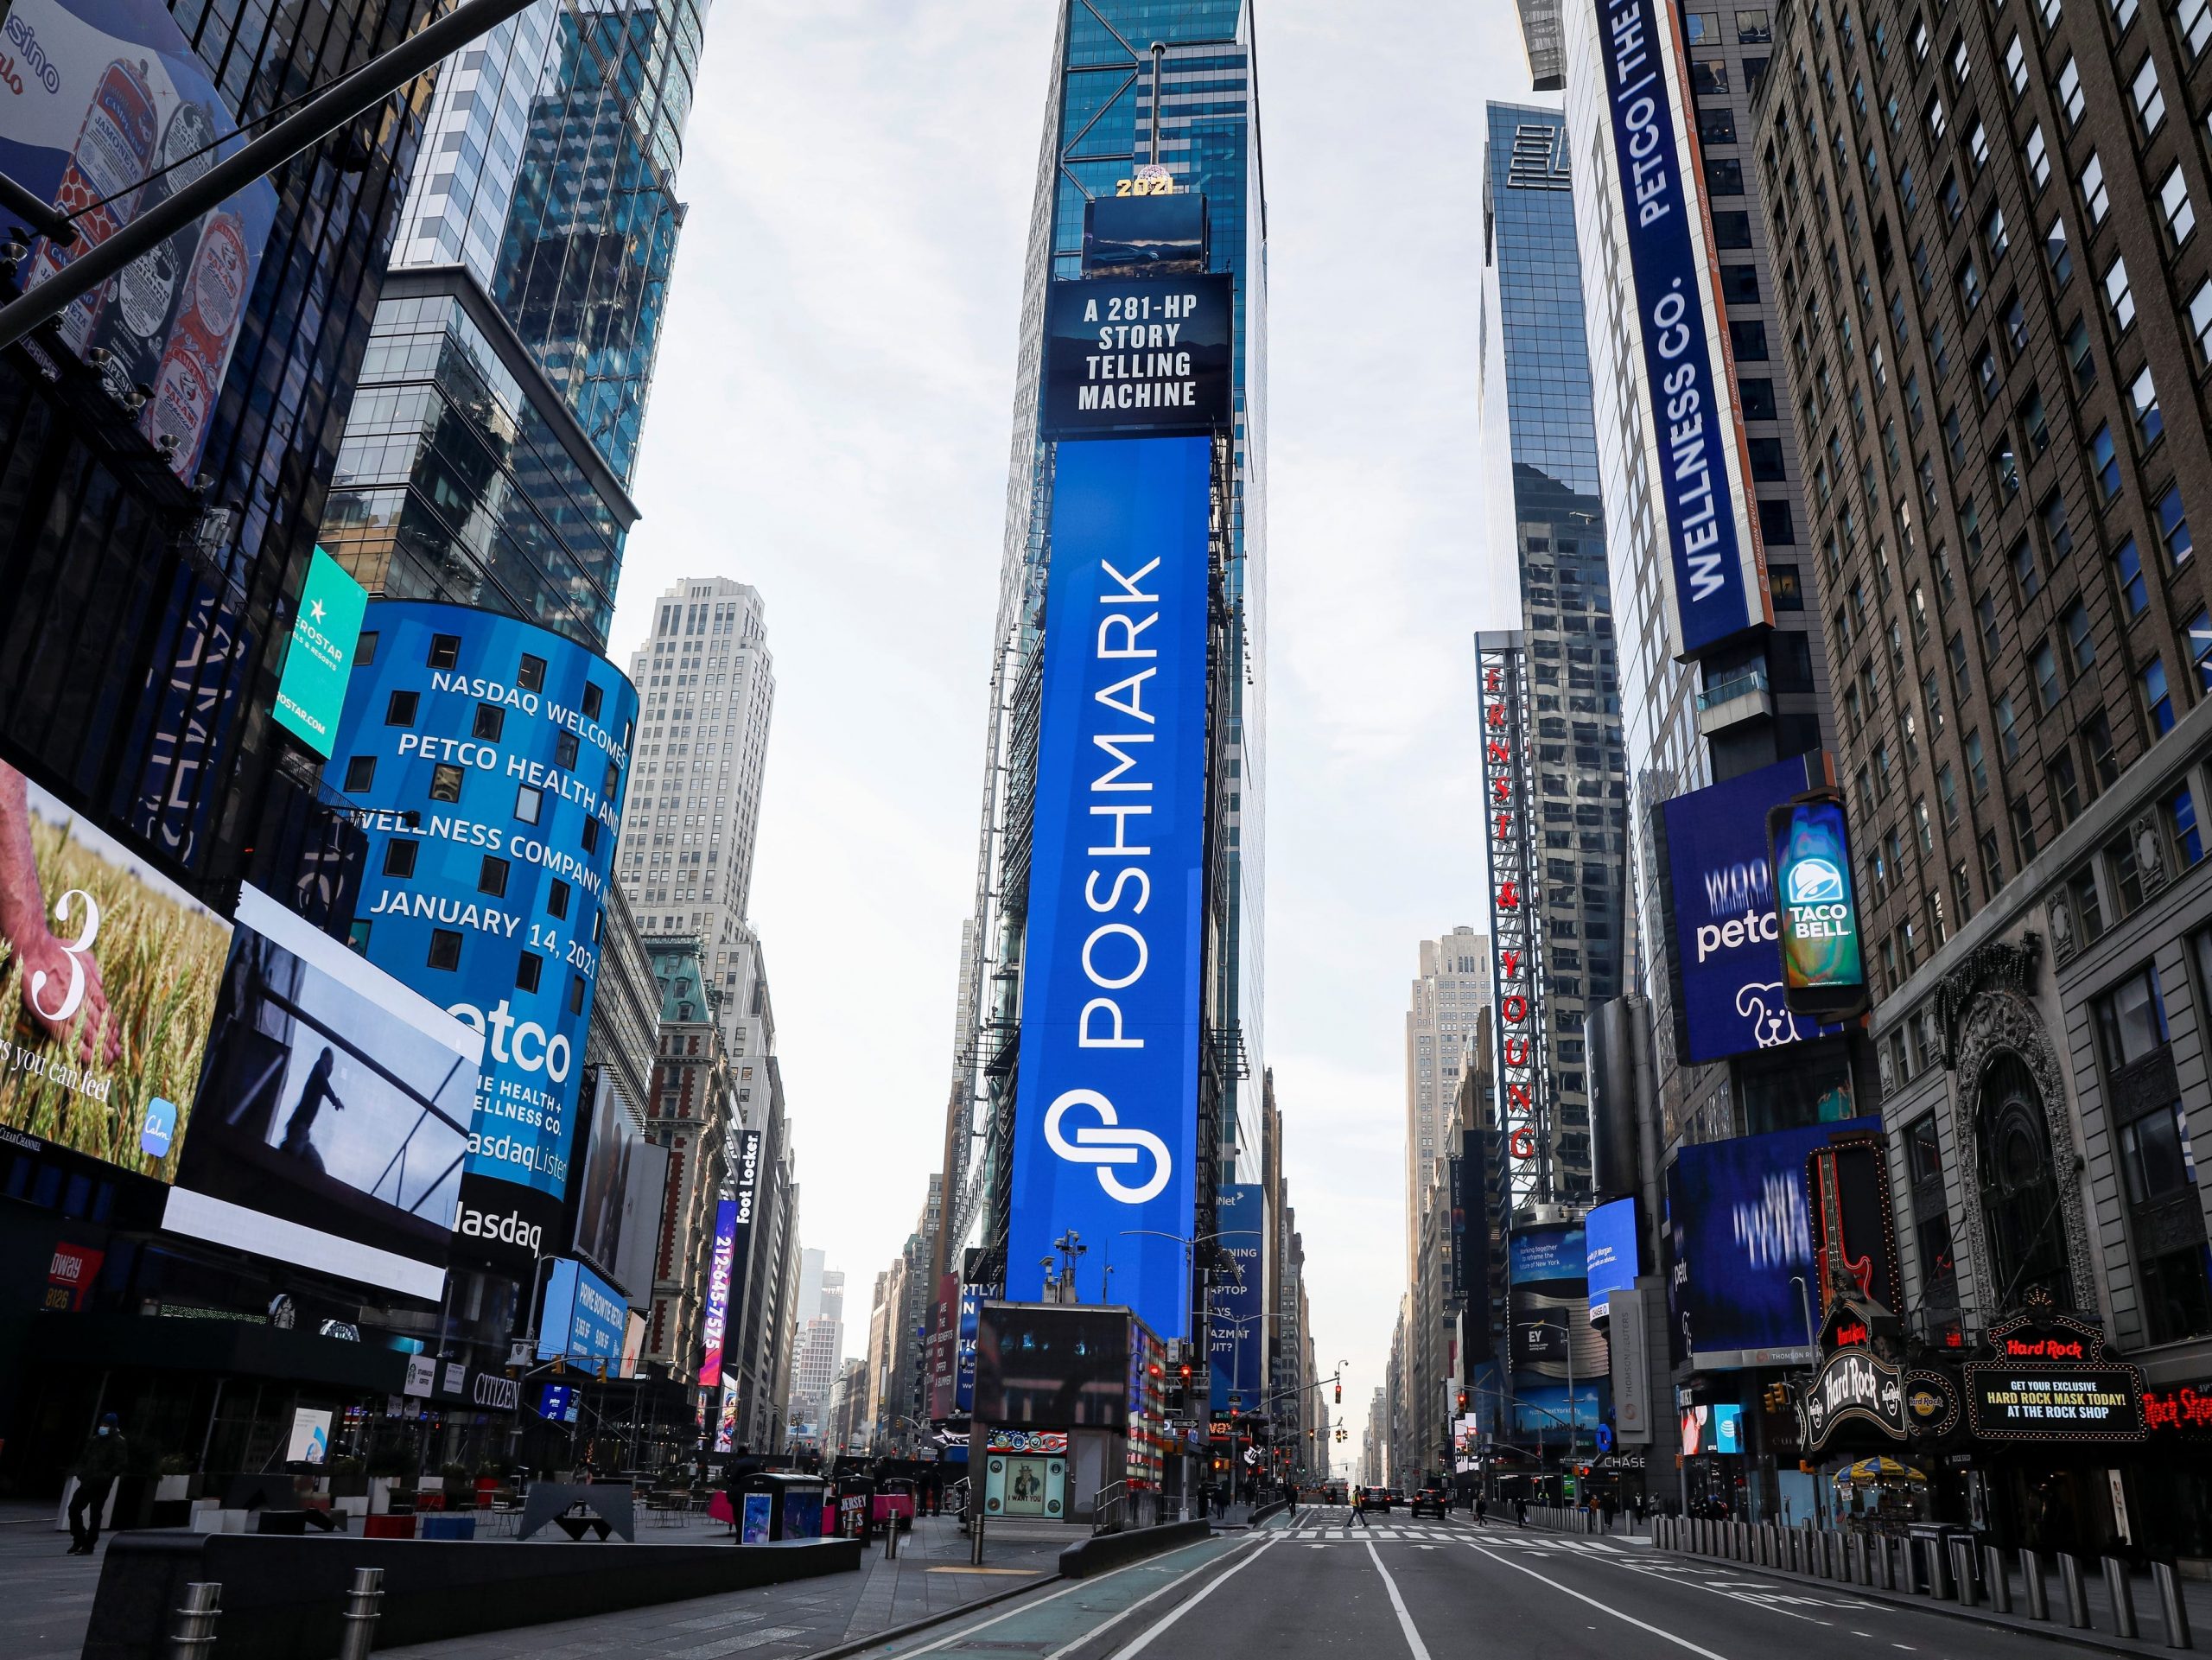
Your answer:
[1007,436,1211,1341]
[1594,0,1770,658]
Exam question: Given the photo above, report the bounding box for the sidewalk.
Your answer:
[0,1512,1075,1659]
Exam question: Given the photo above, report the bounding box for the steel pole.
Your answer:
[0,0,543,353]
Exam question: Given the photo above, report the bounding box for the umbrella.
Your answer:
[1834,1456,1926,1483]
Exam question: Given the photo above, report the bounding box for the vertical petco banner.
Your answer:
[1008,436,1211,1340]
[1597,0,1770,657]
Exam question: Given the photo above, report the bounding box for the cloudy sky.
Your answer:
[607,0,1538,1453]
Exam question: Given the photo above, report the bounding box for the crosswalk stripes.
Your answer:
[1281,1523,1628,1552]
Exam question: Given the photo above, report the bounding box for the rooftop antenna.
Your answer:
[1150,41,1167,167]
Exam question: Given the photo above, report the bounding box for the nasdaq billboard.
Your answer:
[1040,274,1233,439]
[1657,754,1844,1064]
[1596,0,1770,657]
[326,602,636,1220]
[1007,436,1211,1340]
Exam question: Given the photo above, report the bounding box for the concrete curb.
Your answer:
[796,1569,1065,1660]
[1058,1518,1214,1580]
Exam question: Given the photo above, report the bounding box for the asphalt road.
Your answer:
[881,1510,2070,1660]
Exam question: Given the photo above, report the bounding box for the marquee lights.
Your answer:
[1476,635,1547,1210]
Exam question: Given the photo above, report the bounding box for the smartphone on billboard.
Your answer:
[1765,790,1871,1021]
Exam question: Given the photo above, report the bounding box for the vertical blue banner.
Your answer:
[1210,1183,1264,1410]
[1009,436,1211,1341]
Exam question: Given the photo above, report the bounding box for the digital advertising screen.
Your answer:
[0,763,232,1180]
[1657,754,1845,1063]
[1667,1116,1883,1365]
[325,602,636,1227]
[1209,1182,1264,1410]
[1770,794,1870,1020]
[1039,273,1233,439]
[1584,1197,1639,1304]
[700,1194,738,1388]
[0,0,278,479]
[1007,437,1211,1339]
[537,1256,626,1366]
[164,883,479,1301]
[272,550,368,758]
[975,1304,1136,1428]
[570,1069,642,1283]
[1510,1223,1606,1387]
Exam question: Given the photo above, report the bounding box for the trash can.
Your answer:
[830,1478,874,1540]
[733,1472,829,1544]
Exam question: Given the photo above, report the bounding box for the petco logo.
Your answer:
[1045,1089,1171,1205]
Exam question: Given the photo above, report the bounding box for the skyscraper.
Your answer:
[1478,101,1628,1207]
[319,0,706,649]
[941,0,1268,1301]
[1403,927,1491,1269]
[617,576,777,1053]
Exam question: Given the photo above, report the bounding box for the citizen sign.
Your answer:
[473,1371,519,1411]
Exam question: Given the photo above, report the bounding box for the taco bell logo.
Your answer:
[1787,858,1846,905]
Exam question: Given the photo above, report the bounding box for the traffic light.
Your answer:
[1455,1389,1469,1413]
[1333,1380,1341,1405]
[552,1356,567,1376]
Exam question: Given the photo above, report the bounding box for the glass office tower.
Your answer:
[1478,102,1627,1205]
[944,0,1268,1278]
[318,0,705,650]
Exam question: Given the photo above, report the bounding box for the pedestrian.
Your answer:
[1348,1485,1371,1530]
[1475,1494,1488,1527]
[1515,1495,1528,1528]
[67,1412,127,1555]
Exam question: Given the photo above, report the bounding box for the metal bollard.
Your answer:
[2060,1553,2091,1628]
[1897,1536,1920,1595]
[1951,1539,1978,1606]
[1925,1537,1950,1600]
[2107,1558,2140,1639]
[1876,1535,1895,1591]
[169,1581,221,1660]
[337,1567,383,1660]
[2154,1561,2194,1650]
[2022,1549,2050,1621]
[1860,1535,1876,1587]
[1985,1546,2012,1614]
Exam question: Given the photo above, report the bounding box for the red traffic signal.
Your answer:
[1179,1363,1192,1382]
[1333,1381,1341,1404]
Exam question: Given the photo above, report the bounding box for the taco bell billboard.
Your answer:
[327,602,635,1219]
[1657,754,1843,1065]
[1007,435,1211,1341]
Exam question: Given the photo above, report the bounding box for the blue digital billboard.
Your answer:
[1659,754,1844,1065]
[1210,1183,1265,1410]
[327,602,636,1220]
[1596,0,1770,657]
[538,1256,626,1364]
[1667,1116,1882,1364]
[1007,436,1211,1340]
[1585,1197,1639,1304]
[1510,1226,1586,1285]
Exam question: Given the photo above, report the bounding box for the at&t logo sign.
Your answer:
[1044,1089,1171,1204]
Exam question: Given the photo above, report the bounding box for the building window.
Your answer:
[2050,750,2082,823]
[2094,426,2124,502]
[473,703,505,741]
[383,839,417,878]
[2033,639,2063,709]
[2057,55,2085,123]
[2143,658,2176,735]
[2192,282,2212,365]
[2190,607,2212,690]
[2045,215,2073,286]
[1980,827,2006,891]
[1950,631,1974,696]
[548,879,572,920]
[2106,256,2138,330]
[2171,785,2204,864]
[2025,124,2050,189]
[2133,54,2168,134]
[478,854,510,898]
[1731,319,1770,359]
[385,690,418,728]
[2006,31,2029,93]
[2121,1101,2191,1198]
[2064,601,2094,674]
[428,929,463,971]
[2183,0,2212,53]
[514,784,543,824]
[2114,536,2149,616]
[1758,497,1796,543]
[2129,366,2164,447]
[1706,156,1746,194]
[2100,966,2171,1070]
[2159,486,2194,565]
[1998,692,2023,759]
[427,633,461,670]
[429,762,466,804]
[518,653,548,694]
[517,951,543,993]
[2163,167,2198,245]
[2064,315,2094,391]
[2012,535,2042,599]
[2082,154,2111,226]
[343,756,376,794]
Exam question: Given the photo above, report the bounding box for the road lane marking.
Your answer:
[1363,1541,1434,1660]
[1460,1542,1732,1660]
[1103,1534,1279,1660]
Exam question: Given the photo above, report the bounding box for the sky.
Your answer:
[607,0,1538,1458]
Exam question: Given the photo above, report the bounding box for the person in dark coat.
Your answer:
[67,1413,127,1555]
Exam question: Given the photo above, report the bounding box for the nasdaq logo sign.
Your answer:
[1597,0,1770,657]
[1009,436,1210,1340]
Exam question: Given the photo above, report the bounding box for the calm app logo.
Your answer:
[141,1097,177,1159]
